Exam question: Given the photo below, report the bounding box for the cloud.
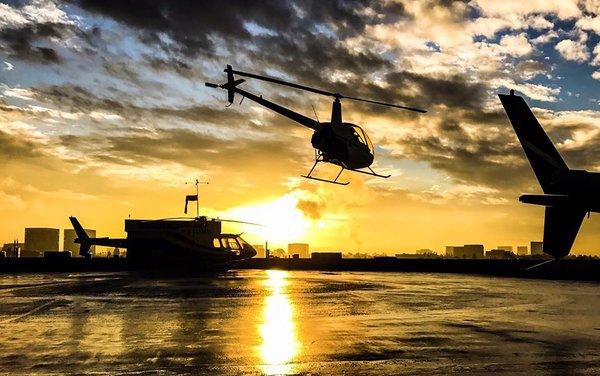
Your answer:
[515,59,547,79]
[472,0,580,19]
[499,33,533,57]
[576,16,600,34]
[0,129,44,159]
[555,39,590,62]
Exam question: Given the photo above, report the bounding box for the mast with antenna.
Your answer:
[185,179,209,218]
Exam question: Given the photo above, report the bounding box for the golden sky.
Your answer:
[2,0,600,254]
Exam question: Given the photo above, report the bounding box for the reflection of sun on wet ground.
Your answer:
[259,270,300,375]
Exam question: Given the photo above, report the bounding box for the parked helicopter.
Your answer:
[68,186,260,270]
[206,65,426,185]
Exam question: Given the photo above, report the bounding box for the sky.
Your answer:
[2,0,600,254]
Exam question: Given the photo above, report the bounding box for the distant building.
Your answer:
[486,249,515,259]
[497,246,513,252]
[447,244,484,259]
[23,228,59,257]
[517,246,528,256]
[252,244,266,258]
[445,246,461,257]
[63,228,96,256]
[462,244,484,258]
[2,242,23,257]
[288,243,309,258]
[530,241,543,256]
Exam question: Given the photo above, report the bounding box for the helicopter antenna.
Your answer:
[228,67,427,113]
[311,104,320,123]
[185,179,209,218]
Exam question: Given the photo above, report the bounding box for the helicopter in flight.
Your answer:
[206,65,426,185]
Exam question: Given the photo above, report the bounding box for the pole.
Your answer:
[195,179,199,219]
[186,179,209,218]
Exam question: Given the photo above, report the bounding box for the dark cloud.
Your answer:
[0,130,43,159]
[296,198,325,220]
[69,0,403,57]
[58,127,304,170]
[67,0,404,85]
[0,22,64,63]
[32,85,250,125]
[394,115,536,192]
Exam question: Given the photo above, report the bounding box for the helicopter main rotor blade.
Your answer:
[342,95,427,113]
[229,68,336,98]
[218,218,265,227]
[228,66,426,113]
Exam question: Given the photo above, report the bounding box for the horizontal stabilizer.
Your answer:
[519,194,570,206]
[543,206,585,258]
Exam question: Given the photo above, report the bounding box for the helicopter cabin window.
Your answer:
[213,238,221,248]
[351,125,374,154]
[227,238,241,250]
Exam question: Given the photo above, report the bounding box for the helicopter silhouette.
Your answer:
[206,65,426,185]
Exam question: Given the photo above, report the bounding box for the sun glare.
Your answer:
[259,270,299,374]
[224,194,312,245]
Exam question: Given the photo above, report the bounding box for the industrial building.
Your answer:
[63,228,96,256]
[497,246,513,252]
[446,244,484,259]
[530,241,544,256]
[288,243,309,258]
[517,246,528,256]
[23,228,59,257]
[2,242,23,257]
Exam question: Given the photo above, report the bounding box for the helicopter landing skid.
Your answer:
[301,159,349,186]
[348,166,391,179]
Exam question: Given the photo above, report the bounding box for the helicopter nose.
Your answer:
[243,246,257,259]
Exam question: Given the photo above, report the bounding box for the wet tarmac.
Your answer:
[0,270,598,375]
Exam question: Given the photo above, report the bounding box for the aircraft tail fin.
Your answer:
[499,92,569,193]
[69,216,91,257]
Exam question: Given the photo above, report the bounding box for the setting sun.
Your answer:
[224,193,313,246]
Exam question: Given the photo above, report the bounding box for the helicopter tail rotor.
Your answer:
[205,64,246,105]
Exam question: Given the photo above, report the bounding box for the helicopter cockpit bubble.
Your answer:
[350,124,374,154]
